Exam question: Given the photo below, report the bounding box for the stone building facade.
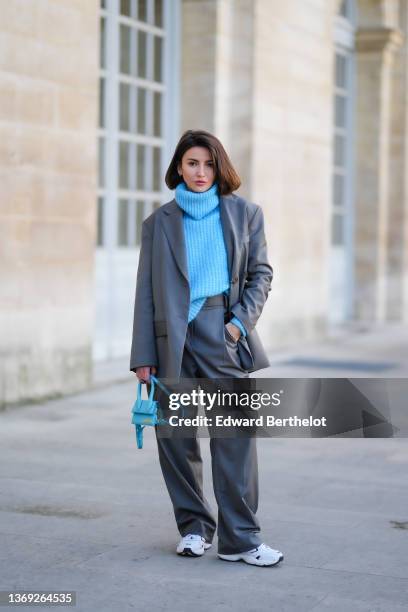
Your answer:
[0,1,99,406]
[1,0,407,407]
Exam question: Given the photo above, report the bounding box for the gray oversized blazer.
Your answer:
[129,193,273,378]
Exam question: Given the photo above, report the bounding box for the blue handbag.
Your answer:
[131,375,168,449]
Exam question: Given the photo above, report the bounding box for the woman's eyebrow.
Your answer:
[186,157,212,162]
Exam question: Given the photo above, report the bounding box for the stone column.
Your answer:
[386,3,408,323]
[354,26,403,321]
[181,0,218,133]
[181,0,254,194]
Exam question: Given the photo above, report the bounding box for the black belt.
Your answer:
[203,294,231,323]
[203,293,228,307]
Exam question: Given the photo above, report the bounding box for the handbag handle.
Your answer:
[150,375,185,418]
[137,378,156,402]
[150,374,171,396]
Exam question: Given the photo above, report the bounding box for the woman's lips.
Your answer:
[195,181,206,185]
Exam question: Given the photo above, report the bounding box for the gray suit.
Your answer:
[130,193,273,376]
[129,193,273,554]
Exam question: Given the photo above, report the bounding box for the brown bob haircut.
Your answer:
[165,129,241,195]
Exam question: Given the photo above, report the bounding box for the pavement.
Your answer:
[0,324,408,611]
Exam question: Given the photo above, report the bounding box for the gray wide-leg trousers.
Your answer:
[155,294,262,555]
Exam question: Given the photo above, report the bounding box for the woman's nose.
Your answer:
[197,166,206,177]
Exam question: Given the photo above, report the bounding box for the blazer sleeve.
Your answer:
[129,221,158,372]
[230,205,273,333]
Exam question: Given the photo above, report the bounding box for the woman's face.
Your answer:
[177,146,216,192]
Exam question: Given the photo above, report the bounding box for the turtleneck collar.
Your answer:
[175,181,219,220]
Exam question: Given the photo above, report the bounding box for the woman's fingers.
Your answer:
[140,367,150,382]
[135,366,155,383]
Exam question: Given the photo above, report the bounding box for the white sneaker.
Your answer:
[218,543,284,566]
[176,534,212,557]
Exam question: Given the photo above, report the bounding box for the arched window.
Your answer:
[339,0,354,20]
[95,0,180,359]
[330,0,356,323]
[98,0,179,250]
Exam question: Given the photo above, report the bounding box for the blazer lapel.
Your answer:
[220,195,236,280]
[161,200,189,282]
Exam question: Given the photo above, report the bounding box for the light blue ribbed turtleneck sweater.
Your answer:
[175,181,246,336]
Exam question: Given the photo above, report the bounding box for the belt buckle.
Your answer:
[223,293,230,322]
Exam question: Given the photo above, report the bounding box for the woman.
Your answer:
[130,130,283,567]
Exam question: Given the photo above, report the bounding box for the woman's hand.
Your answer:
[135,366,157,383]
[225,322,241,342]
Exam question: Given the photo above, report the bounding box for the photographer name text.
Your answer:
[168,415,327,428]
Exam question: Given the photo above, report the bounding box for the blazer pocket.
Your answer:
[237,336,255,371]
[154,320,167,337]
